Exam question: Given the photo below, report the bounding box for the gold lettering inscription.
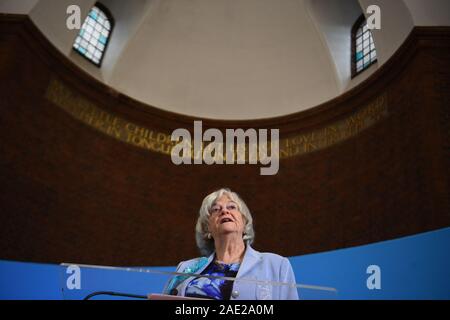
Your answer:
[45,78,388,160]
[281,95,388,158]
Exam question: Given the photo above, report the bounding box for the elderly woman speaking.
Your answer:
[163,188,298,300]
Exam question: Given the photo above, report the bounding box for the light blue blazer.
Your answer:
[164,245,299,300]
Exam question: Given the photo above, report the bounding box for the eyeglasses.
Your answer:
[209,202,239,215]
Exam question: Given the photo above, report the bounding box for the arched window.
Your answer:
[73,3,114,67]
[351,14,377,78]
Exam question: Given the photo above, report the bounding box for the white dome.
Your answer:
[2,0,449,119]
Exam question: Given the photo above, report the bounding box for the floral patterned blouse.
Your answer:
[185,260,241,300]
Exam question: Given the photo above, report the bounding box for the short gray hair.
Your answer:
[195,188,255,256]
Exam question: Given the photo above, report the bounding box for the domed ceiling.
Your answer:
[1,0,449,119]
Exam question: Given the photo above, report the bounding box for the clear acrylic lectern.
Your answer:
[60,263,338,300]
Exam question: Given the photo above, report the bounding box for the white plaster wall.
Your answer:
[94,0,154,81]
[0,0,39,14]
[109,0,339,119]
[403,0,450,26]
[358,0,414,66]
[306,0,364,92]
[29,0,96,56]
[5,0,447,120]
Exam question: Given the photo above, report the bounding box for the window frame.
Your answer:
[73,2,115,67]
[351,14,377,78]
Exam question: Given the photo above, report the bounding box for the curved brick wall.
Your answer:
[0,15,449,266]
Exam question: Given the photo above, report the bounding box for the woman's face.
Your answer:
[208,195,246,240]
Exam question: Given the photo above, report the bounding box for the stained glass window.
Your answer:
[352,15,377,77]
[73,3,113,67]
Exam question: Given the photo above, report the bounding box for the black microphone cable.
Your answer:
[83,291,148,300]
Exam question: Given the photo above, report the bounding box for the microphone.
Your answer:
[83,291,147,300]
